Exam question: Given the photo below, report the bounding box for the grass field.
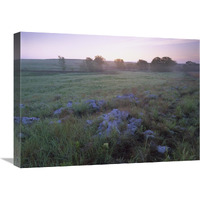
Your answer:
[21,59,84,71]
[14,61,199,167]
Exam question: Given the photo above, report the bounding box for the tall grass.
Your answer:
[15,70,199,167]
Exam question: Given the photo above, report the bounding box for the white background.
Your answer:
[0,0,199,199]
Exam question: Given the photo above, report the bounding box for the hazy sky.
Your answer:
[21,32,199,63]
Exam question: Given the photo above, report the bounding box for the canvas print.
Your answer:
[14,32,199,168]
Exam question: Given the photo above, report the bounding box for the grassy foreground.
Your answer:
[15,71,199,167]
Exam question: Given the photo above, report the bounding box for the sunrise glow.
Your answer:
[21,32,199,63]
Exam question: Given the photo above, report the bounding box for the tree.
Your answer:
[114,59,125,69]
[183,61,199,72]
[150,57,176,72]
[161,57,177,66]
[85,57,94,71]
[186,61,197,65]
[136,59,149,71]
[58,56,66,71]
[94,55,105,65]
[81,56,105,72]
[86,57,93,63]
[151,57,162,66]
[93,55,105,71]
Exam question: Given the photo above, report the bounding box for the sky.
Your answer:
[20,32,199,63]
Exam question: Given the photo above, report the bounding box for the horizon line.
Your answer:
[20,58,200,64]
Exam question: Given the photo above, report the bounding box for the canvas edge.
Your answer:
[14,32,21,168]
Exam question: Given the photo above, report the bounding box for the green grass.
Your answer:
[21,59,84,71]
[14,67,199,167]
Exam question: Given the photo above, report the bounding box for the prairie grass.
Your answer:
[15,68,199,167]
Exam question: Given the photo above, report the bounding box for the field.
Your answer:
[14,60,199,167]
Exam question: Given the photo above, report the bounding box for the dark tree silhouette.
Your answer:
[93,55,105,71]
[161,57,177,66]
[114,59,125,69]
[183,61,199,72]
[151,57,176,72]
[94,55,105,65]
[86,57,93,62]
[136,59,149,71]
[58,56,66,71]
[82,56,105,72]
[151,57,162,66]
[186,61,197,65]
[85,57,94,71]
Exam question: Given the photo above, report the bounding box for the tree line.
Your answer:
[58,55,199,72]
